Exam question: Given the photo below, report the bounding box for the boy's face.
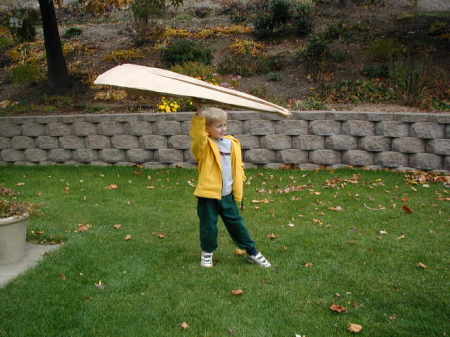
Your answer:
[206,120,227,139]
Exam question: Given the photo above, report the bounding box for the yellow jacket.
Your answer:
[190,115,246,202]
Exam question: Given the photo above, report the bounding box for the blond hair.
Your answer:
[200,107,228,125]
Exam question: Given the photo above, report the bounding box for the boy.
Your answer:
[190,107,271,268]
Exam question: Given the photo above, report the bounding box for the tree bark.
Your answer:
[38,0,71,90]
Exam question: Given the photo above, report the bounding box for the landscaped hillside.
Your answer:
[0,0,449,115]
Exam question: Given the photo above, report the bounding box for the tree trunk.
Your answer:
[38,0,71,90]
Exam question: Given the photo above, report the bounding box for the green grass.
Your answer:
[0,166,449,337]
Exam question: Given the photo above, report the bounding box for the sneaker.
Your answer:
[247,252,271,268]
[201,251,213,268]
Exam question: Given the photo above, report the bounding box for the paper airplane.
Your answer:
[94,64,291,116]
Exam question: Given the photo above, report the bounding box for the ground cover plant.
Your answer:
[0,165,449,337]
[0,0,449,115]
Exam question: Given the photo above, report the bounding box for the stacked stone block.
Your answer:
[0,111,449,171]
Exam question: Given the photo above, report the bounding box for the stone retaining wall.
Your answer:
[1,111,449,171]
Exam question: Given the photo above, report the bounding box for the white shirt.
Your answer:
[216,138,233,196]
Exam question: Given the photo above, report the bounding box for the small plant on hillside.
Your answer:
[388,56,427,106]
[7,8,39,43]
[252,0,314,39]
[157,96,195,112]
[218,39,284,76]
[9,63,44,86]
[103,48,145,63]
[297,34,331,76]
[161,39,213,66]
[366,38,406,62]
[170,62,218,84]
[63,27,83,39]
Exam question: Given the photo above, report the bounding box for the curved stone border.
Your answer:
[0,111,449,172]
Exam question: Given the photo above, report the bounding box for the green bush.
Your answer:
[170,61,217,83]
[291,2,313,37]
[252,0,313,39]
[218,54,284,77]
[362,63,389,78]
[8,8,39,43]
[161,39,213,66]
[266,71,282,81]
[63,27,83,39]
[9,63,43,86]
[0,36,14,51]
[366,38,406,62]
[388,56,427,106]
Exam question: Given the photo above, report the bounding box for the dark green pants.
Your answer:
[197,194,257,255]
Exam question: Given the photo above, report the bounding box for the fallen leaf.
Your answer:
[402,205,413,214]
[146,185,155,189]
[304,263,314,268]
[180,322,189,329]
[231,289,244,295]
[124,234,132,240]
[75,224,91,232]
[266,233,279,240]
[58,273,67,280]
[16,182,25,186]
[157,233,166,239]
[287,223,295,227]
[105,184,119,190]
[329,304,347,313]
[329,206,343,211]
[417,262,427,269]
[113,224,123,229]
[64,186,70,193]
[252,199,271,204]
[437,197,450,201]
[234,248,246,256]
[347,323,363,333]
[379,230,388,235]
[397,234,406,240]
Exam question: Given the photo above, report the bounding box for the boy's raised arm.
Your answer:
[190,112,209,161]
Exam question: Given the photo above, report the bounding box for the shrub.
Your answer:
[362,63,389,79]
[291,2,313,36]
[292,97,327,110]
[0,36,14,51]
[366,38,406,62]
[217,39,284,76]
[9,63,43,86]
[63,27,83,39]
[252,0,313,39]
[297,35,331,75]
[103,48,145,63]
[8,8,39,43]
[161,39,213,66]
[266,71,282,81]
[170,61,217,83]
[388,56,427,106]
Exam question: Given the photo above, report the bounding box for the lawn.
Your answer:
[0,165,449,337]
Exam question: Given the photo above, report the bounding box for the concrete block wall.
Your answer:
[0,111,449,171]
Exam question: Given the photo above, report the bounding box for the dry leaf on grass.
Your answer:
[231,289,244,295]
[113,224,123,229]
[234,248,246,256]
[347,323,363,333]
[329,304,347,313]
[329,206,343,211]
[266,233,279,240]
[105,184,119,190]
[402,205,413,214]
[417,262,428,269]
[75,224,91,232]
[124,234,132,240]
[180,322,189,329]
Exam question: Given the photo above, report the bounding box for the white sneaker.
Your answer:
[247,252,271,268]
[200,251,213,268]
